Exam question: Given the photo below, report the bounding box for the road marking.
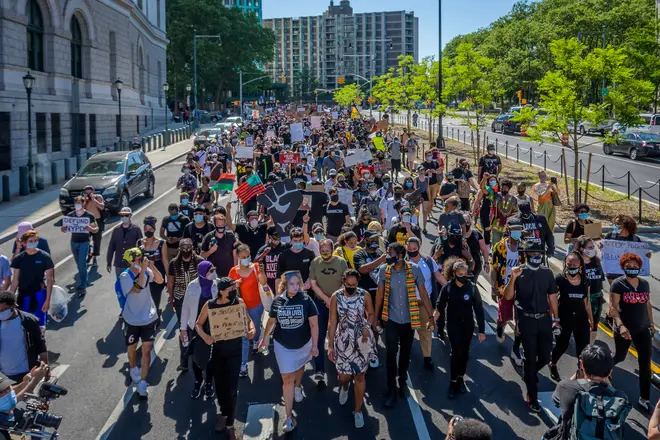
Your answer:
[95,313,178,440]
[405,373,432,440]
[49,364,70,380]
[598,322,660,374]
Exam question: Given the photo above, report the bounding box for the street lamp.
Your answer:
[163,82,169,148]
[185,84,191,124]
[437,0,444,148]
[115,78,123,146]
[23,71,36,193]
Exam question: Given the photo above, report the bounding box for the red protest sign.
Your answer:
[280,153,301,165]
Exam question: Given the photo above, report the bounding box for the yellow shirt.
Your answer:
[334,246,358,269]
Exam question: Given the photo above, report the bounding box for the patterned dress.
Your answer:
[334,288,375,375]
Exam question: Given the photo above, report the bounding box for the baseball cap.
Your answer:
[119,207,132,216]
[17,221,33,238]
[217,277,236,291]
[0,373,15,392]
[267,226,280,237]
[522,240,545,253]
[400,207,412,215]
[246,210,259,218]
[364,230,380,239]
[328,169,337,176]
[447,222,462,236]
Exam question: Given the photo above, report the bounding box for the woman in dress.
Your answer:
[139,216,169,317]
[327,269,375,429]
[258,271,319,433]
[532,170,558,232]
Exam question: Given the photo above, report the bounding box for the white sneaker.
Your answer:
[294,386,304,403]
[339,385,349,406]
[369,357,379,369]
[282,417,296,433]
[129,367,141,384]
[354,411,364,429]
[137,380,148,398]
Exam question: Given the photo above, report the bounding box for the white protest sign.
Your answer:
[63,216,90,233]
[265,130,276,140]
[245,136,254,147]
[290,123,304,142]
[235,146,254,159]
[343,149,373,168]
[337,187,354,216]
[311,116,323,129]
[601,239,651,276]
[296,107,305,112]
[331,111,339,120]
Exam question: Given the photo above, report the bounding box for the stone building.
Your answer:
[0,0,167,195]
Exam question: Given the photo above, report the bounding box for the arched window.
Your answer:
[27,0,44,71]
[70,17,83,78]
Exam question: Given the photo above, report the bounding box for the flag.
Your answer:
[211,173,236,192]
[235,173,266,203]
[373,137,386,151]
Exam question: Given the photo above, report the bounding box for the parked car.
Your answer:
[225,116,243,127]
[214,122,234,132]
[610,122,653,135]
[603,131,660,160]
[210,113,223,123]
[640,113,660,135]
[59,151,155,215]
[491,114,521,134]
[577,119,615,136]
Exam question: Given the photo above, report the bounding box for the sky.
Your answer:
[262,0,521,59]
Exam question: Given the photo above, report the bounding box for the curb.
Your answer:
[0,144,191,246]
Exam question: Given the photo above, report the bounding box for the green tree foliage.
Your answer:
[333,84,363,107]
[166,1,275,110]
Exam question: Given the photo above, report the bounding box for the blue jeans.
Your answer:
[71,241,90,289]
[242,303,264,366]
[313,297,329,373]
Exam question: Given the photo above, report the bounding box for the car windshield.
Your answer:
[78,159,125,176]
[639,133,660,141]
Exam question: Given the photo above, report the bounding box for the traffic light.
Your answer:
[517,90,522,99]
[338,77,345,85]
[521,98,527,105]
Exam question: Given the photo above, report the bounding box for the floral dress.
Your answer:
[334,288,375,375]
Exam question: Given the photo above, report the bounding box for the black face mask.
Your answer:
[448,236,461,245]
[624,268,640,278]
[517,190,526,197]
[520,204,532,215]
[394,192,403,200]
[226,289,238,302]
[528,255,543,268]
[407,250,419,258]
[344,286,357,295]
[180,249,193,258]
[330,195,339,202]
[386,255,399,265]
[144,231,154,238]
[501,190,509,196]
[456,276,469,285]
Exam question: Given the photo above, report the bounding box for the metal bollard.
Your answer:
[505,141,508,159]
[544,151,547,170]
[601,166,605,191]
[638,187,643,223]
[516,144,519,163]
[529,148,533,167]
[627,171,631,199]
[19,166,29,196]
[2,175,9,202]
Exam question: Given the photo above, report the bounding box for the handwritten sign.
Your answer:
[280,153,301,165]
[208,303,247,341]
[377,120,389,131]
[235,146,254,159]
[245,136,254,147]
[290,123,304,142]
[374,161,392,174]
[601,239,651,276]
[343,149,373,168]
[337,187,354,215]
[583,222,602,240]
[311,116,323,130]
[63,216,90,233]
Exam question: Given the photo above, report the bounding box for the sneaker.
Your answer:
[511,347,523,368]
[369,357,379,369]
[423,357,434,370]
[314,372,326,385]
[294,386,304,403]
[354,411,365,429]
[549,364,561,382]
[457,377,468,394]
[422,228,427,234]
[282,417,296,433]
[129,367,141,384]
[526,395,541,413]
[447,382,458,400]
[91,257,98,268]
[639,398,651,413]
[78,288,87,298]
[496,324,504,343]
[137,380,148,399]
[204,381,215,399]
[239,364,248,378]
[339,385,349,405]
[191,381,203,400]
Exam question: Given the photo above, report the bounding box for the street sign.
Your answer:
[601,87,609,97]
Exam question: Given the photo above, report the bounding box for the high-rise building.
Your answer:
[263,0,418,93]
[224,0,262,22]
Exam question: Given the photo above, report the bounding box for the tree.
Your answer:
[371,55,423,130]
[333,84,363,107]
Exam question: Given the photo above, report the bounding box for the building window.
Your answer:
[136,115,140,134]
[89,114,97,148]
[70,17,83,78]
[36,113,46,153]
[137,0,143,10]
[51,113,61,152]
[78,113,86,150]
[27,0,44,71]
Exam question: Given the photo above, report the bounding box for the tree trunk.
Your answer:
[573,135,580,205]
[407,109,411,132]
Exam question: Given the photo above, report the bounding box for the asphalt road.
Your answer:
[21,169,657,439]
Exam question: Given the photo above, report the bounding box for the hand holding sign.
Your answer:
[257,179,302,236]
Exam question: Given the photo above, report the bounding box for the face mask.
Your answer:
[567,267,581,276]
[539,175,547,183]
[26,241,39,250]
[180,249,193,258]
[527,255,543,269]
[321,252,332,260]
[449,236,461,245]
[206,271,217,281]
[292,242,305,251]
[181,199,189,206]
[0,309,13,321]
[624,268,640,278]
[517,189,526,197]
[184,169,190,174]
[144,230,154,239]
[249,219,259,228]
[520,204,532,215]
[369,190,378,197]
[487,150,495,155]
[383,182,389,188]
[194,214,205,223]
[271,239,280,246]
[402,215,411,223]
[394,192,403,200]
[361,184,367,190]
[584,248,596,258]
[240,257,251,266]
[405,183,413,188]
[489,180,497,187]
[312,176,318,182]
[330,195,339,202]
[367,241,379,250]
[612,226,620,234]
[133,263,141,270]
[216,226,225,234]
[578,213,589,221]
[227,289,238,302]
[121,217,130,224]
[407,250,419,258]
[456,276,469,285]
[74,204,83,211]
[501,190,509,196]
[170,214,179,220]
[314,233,324,242]
[386,255,399,265]
[510,230,523,241]
[425,156,432,161]
[344,286,357,295]
[0,390,17,413]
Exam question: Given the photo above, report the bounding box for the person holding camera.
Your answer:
[82,185,105,268]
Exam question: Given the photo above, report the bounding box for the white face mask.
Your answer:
[74,204,83,211]
[249,219,258,228]
[132,264,141,270]
[206,272,218,281]
[584,248,596,258]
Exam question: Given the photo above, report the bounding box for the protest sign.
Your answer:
[311,116,323,129]
[583,222,602,240]
[377,120,388,131]
[374,161,392,174]
[235,146,254,159]
[63,216,90,233]
[280,153,301,165]
[296,107,305,112]
[373,137,386,151]
[343,149,373,168]
[208,303,247,342]
[601,239,651,276]
[257,179,303,236]
[290,123,304,142]
[306,184,326,192]
[331,111,339,120]
[337,188,354,215]
[245,136,254,147]
[265,130,276,140]
[251,109,260,119]
[299,194,312,211]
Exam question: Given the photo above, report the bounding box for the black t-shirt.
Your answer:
[555,274,588,316]
[161,215,191,242]
[277,248,315,283]
[66,210,97,243]
[610,277,651,334]
[352,249,383,294]
[180,204,194,220]
[352,222,371,242]
[257,242,292,292]
[11,250,54,292]
[584,259,604,295]
[387,224,422,245]
[435,280,485,332]
[235,223,268,259]
[440,182,458,196]
[200,231,236,277]
[478,154,501,180]
[421,160,441,185]
[324,202,350,237]
[183,222,213,251]
[466,230,484,273]
[269,291,318,350]
[565,219,593,239]
[451,167,473,182]
[513,267,558,314]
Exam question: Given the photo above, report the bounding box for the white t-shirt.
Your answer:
[379,197,396,230]
[120,269,158,327]
[414,257,439,297]
[505,249,519,286]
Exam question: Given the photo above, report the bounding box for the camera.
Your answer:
[550,177,557,184]
[0,380,67,439]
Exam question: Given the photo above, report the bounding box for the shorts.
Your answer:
[391,159,401,171]
[18,289,47,327]
[421,191,429,202]
[124,320,159,346]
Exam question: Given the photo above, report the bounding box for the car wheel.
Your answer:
[629,148,639,160]
[579,126,586,135]
[603,144,613,155]
[119,192,130,211]
[491,126,496,132]
[211,117,218,123]
[144,178,155,199]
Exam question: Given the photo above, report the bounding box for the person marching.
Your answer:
[139,216,169,318]
[575,236,605,344]
[435,258,486,399]
[503,241,559,413]
[327,269,376,429]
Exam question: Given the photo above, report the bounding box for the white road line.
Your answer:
[49,364,70,380]
[405,373,432,440]
[94,313,178,440]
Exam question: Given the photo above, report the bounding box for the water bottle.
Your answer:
[260,343,270,356]
[182,333,189,348]
[375,325,383,335]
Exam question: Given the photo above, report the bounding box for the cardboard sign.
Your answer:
[343,149,373,168]
[235,146,254,159]
[377,120,388,131]
[306,184,326,192]
[208,303,247,342]
[601,239,651,276]
[331,111,339,120]
[280,153,300,165]
[404,189,423,207]
[583,222,602,240]
[337,187,354,215]
[290,123,304,142]
[311,116,323,130]
[373,137,386,151]
[374,161,392,174]
[63,216,90,233]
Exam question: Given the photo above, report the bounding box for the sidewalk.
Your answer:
[0,136,195,245]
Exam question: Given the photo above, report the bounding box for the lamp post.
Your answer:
[185,84,191,125]
[115,78,123,146]
[163,82,169,148]
[438,0,443,145]
[23,72,36,193]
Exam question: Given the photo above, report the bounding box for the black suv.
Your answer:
[491,114,521,134]
[59,151,155,215]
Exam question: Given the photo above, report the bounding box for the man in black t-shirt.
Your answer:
[230,210,268,259]
[200,213,236,277]
[451,160,477,211]
[387,207,422,245]
[277,228,315,293]
[256,227,291,293]
[477,144,502,180]
[62,196,98,296]
[161,203,191,262]
[353,230,386,301]
[324,187,351,241]
[183,206,212,253]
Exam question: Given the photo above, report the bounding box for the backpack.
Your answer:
[115,269,136,310]
[569,380,631,440]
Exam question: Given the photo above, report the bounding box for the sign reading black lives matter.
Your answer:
[257,179,302,236]
[63,216,90,233]
[208,303,247,342]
